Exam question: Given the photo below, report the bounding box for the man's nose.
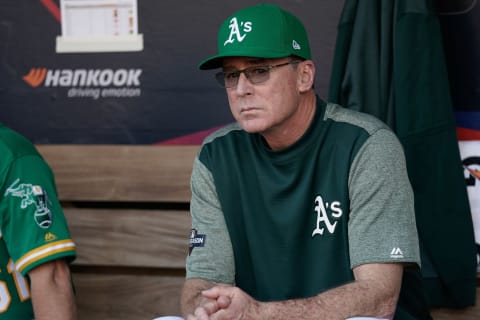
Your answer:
[234,72,253,94]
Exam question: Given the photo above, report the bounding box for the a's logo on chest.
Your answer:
[312,195,343,237]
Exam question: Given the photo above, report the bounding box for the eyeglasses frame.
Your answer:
[215,59,302,88]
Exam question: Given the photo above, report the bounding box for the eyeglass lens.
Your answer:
[215,61,299,88]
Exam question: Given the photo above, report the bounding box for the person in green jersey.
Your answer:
[180,4,431,320]
[0,124,77,319]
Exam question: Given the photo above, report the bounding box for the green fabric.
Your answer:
[0,124,76,318]
[328,0,477,308]
[188,98,426,318]
[198,4,311,70]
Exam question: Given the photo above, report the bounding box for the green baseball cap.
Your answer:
[199,4,311,70]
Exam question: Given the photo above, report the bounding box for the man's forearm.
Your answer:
[258,279,396,320]
[257,264,401,320]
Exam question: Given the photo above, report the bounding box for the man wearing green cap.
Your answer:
[181,4,431,320]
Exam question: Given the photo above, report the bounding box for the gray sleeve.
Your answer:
[348,128,421,268]
[185,156,235,284]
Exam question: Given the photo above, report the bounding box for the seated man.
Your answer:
[181,4,432,320]
[0,123,77,319]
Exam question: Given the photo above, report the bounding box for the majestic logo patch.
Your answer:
[45,232,57,242]
[224,17,253,46]
[390,247,404,259]
[189,228,206,255]
[4,179,53,229]
[312,195,343,237]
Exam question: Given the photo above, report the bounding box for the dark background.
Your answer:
[0,0,345,144]
[0,0,478,144]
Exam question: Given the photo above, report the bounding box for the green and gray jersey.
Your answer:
[0,124,76,319]
[187,98,421,316]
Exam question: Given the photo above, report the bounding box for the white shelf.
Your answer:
[56,34,143,53]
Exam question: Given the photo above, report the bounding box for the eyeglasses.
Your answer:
[215,60,301,88]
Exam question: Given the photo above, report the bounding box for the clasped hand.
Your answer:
[186,285,259,320]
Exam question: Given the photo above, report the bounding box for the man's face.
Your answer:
[222,57,303,136]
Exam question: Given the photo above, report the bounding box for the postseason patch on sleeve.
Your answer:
[189,228,206,255]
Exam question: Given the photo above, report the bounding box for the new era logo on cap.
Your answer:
[292,40,301,50]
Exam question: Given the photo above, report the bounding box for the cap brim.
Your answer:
[198,50,295,70]
[198,55,225,70]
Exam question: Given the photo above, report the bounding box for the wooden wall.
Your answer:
[38,145,197,320]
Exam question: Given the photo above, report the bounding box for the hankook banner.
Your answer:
[0,0,345,144]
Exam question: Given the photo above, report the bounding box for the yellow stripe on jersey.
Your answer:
[15,240,76,273]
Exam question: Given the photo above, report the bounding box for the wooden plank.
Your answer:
[73,272,184,320]
[36,145,198,202]
[65,208,191,268]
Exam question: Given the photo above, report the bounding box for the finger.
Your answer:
[209,308,229,320]
[193,306,210,320]
[202,300,220,315]
[216,295,231,309]
[186,314,197,320]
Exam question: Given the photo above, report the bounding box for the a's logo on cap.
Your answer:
[224,17,253,46]
[292,40,301,50]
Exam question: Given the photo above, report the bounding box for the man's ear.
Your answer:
[297,60,315,92]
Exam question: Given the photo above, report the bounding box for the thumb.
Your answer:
[201,286,220,299]
[202,286,233,308]
[202,285,232,298]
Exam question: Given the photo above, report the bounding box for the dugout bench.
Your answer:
[37,145,195,320]
[36,145,479,320]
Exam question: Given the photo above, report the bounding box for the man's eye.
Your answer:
[225,72,240,80]
[250,67,269,76]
